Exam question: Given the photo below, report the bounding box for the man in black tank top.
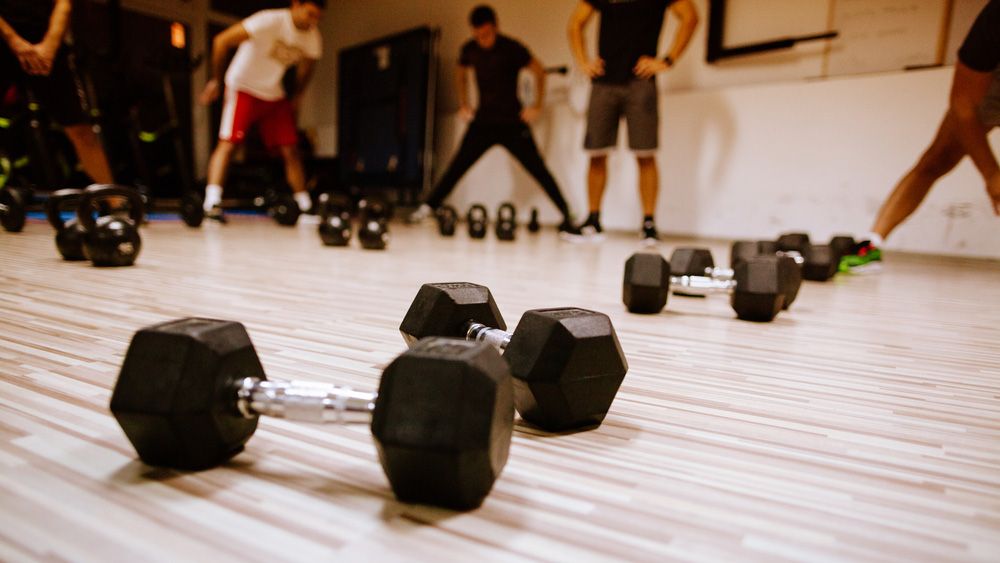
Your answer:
[841,0,1000,272]
[0,0,114,185]
[568,0,698,245]
[408,5,580,235]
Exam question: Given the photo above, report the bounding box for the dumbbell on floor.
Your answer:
[0,186,28,233]
[110,318,513,510]
[672,246,803,309]
[775,232,856,281]
[400,283,628,431]
[624,252,792,322]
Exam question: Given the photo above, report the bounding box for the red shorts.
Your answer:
[219,89,298,148]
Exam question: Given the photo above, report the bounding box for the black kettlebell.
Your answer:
[46,188,87,261]
[318,193,353,247]
[180,192,205,228]
[467,203,488,239]
[495,202,517,241]
[0,186,28,233]
[357,197,390,250]
[436,205,457,237]
[270,193,301,226]
[77,184,145,267]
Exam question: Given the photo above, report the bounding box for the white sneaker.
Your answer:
[408,204,433,223]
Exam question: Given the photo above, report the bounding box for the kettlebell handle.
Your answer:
[46,189,84,231]
[76,184,145,232]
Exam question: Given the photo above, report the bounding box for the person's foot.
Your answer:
[557,218,585,241]
[839,240,882,273]
[206,205,228,224]
[577,214,604,242]
[640,219,659,247]
[408,203,433,223]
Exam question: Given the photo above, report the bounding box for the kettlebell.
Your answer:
[77,184,145,267]
[357,197,390,250]
[467,203,488,239]
[0,186,28,233]
[495,202,517,241]
[318,193,353,247]
[436,205,458,237]
[46,188,87,261]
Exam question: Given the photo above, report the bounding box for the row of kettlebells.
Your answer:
[48,185,145,267]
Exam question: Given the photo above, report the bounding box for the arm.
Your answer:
[567,1,603,78]
[635,0,699,78]
[949,62,1000,214]
[200,22,250,104]
[36,0,72,57]
[521,58,546,123]
[456,63,474,121]
[0,15,47,75]
[292,58,317,101]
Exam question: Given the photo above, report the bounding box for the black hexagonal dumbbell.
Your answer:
[774,232,856,282]
[670,247,803,310]
[624,252,790,322]
[399,283,628,432]
[110,318,513,510]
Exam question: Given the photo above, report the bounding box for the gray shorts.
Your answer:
[979,70,1000,128]
[585,79,659,152]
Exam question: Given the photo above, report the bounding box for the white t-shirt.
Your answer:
[225,9,323,101]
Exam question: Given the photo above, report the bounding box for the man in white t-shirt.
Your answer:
[199,0,324,222]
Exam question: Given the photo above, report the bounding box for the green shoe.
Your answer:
[839,241,882,273]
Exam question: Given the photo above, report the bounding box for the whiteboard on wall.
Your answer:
[825,0,950,75]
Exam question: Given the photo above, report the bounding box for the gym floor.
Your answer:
[1,216,999,561]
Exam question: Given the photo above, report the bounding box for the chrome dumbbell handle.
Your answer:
[236,377,377,424]
[669,275,738,296]
[465,322,512,351]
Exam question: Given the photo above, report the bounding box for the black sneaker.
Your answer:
[557,218,585,241]
[641,220,659,246]
[206,205,228,224]
[577,215,605,242]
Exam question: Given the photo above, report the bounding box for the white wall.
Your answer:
[121,0,998,259]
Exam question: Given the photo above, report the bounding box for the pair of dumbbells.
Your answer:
[465,202,517,240]
[111,284,627,510]
[768,232,856,282]
[624,250,799,322]
[0,186,29,233]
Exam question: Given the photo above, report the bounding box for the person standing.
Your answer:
[409,5,580,235]
[841,0,1000,272]
[567,0,698,244]
[199,0,324,222]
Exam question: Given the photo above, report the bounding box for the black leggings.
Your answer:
[425,121,570,218]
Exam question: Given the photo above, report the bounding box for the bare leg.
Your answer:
[588,154,607,213]
[872,114,966,239]
[278,145,307,194]
[63,125,113,184]
[637,156,658,217]
[207,141,236,188]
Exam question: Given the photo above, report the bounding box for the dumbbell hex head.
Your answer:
[110,318,264,470]
[731,257,786,322]
[373,337,514,510]
[400,283,506,347]
[623,253,670,314]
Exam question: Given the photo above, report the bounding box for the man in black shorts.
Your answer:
[841,0,1000,272]
[568,0,698,244]
[408,5,579,235]
[0,0,114,186]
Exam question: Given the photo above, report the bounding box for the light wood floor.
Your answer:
[1,215,999,562]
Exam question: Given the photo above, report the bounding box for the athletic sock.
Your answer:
[866,232,884,247]
[204,184,223,211]
[294,191,312,212]
[643,214,655,225]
